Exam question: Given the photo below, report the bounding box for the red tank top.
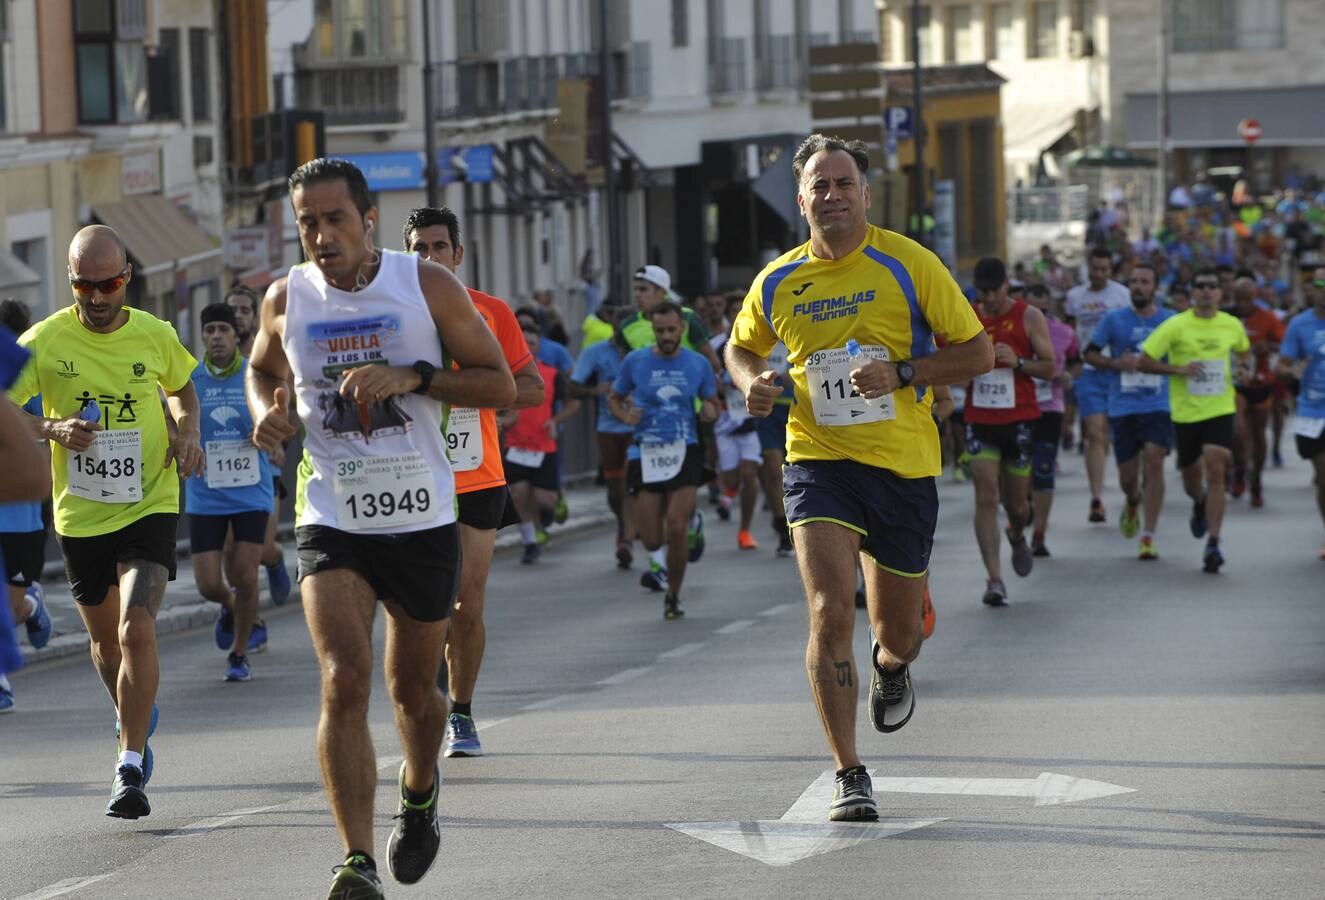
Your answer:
[967,299,1040,425]
[505,360,558,453]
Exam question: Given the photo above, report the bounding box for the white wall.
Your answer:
[7,0,41,134]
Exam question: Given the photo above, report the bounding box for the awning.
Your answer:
[1126,85,1325,149]
[92,195,222,277]
[0,247,41,292]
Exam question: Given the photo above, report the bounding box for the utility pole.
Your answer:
[421,0,440,207]
[599,0,624,305]
[1156,0,1170,229]
[910,0,926,244]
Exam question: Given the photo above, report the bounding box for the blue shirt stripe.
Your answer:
[761,256,808,340]
[863,245,932,401]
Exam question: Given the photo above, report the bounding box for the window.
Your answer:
[1030,1,1058,58]
[837,0,853,41]
[189,29,210,122]
[1173,0,1284,52]
[314,0,334,57]
[672,0,688,47]
[988,3,1015,59]
[946,5,976,63]
[148,28,180,120]
[74,1,147,123]
[458,0,508,55]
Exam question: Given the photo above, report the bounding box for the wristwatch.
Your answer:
[410,360,436,395]
[895,360,916,388]
[1014,357,1026,371]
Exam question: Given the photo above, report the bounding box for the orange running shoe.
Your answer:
[737,529,759,550]
[921,587,936,640]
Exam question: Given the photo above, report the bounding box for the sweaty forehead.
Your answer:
[293,180,356,215]
[801,150,859,183]
[69,242,126,279]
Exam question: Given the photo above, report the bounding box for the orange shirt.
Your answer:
[1239,306,1285,385]
[453,289,534,494]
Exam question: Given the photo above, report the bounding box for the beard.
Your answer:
[1131,293,1152,309]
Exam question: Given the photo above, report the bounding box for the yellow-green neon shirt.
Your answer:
[1140,309,1250,424]
[729,224,984,479]
[9,306,197,537]
[580,312,614,348]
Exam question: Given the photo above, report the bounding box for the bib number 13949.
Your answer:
[332,453,435,531]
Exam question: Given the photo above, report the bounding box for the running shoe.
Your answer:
[328,854,384,900]
[553,492,569,524]
[1031,531,1050,558]
[828,766,878,822]
[867,645,914,733]
[921,587,936,640]
[214,608,234,651]
[1061,432,1075,451]
[105,763,150,819]
[1138,535,1159,560]
[443,712,482,758]
[715,494,732,521]
[24,581,52,649]
[982,579,1008,607]
[640,563,668,592]
[0,684,13,714]
[1230,465,1246,498]
[387,762,441,885]
[225,652,252,682]
[1006,527,1033,577]
[1119,502,1140,539]
[535,527,550,546]
[1189,495,1208,539]
[737,529,758,550]
[1203,541,1224,574]
[115,703,159,786]
[266,558,292,606]
[687,511,706,562]
[663,593,684,620]
[248,620,269,654]
[615,540,634,570]
[1088,497,1106,523]
[521,543,540,565]
[776,534,794,558]
[1272,449,1284,468]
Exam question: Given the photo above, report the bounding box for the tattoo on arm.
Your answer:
[834,659,855,688]
[120,560,169,617]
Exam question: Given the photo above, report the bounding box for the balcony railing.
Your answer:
[709,36,748,94]
[295,66,405,126]
[757,34,799,91]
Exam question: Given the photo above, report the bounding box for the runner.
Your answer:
[513,306,574,534]
[726,134,991,821]
[1064,246,1131,523]
[1230,276,1285,506]
[402,205,545,759]
[609,301,719,620]
[186,303,274,682]
[10,224,205,818]
[1276,267,1325,558]
[710,294,763,549]
[755,337,796,557]
[1022,284,1079,557]
[1139,266,1252,573]
[246,159,515,897]
[1084,263,1175,559]
[965,258,1056,606]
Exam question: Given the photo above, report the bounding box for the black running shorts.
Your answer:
[56,513,179,606]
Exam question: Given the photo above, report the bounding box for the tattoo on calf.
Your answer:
[833,659,854,688]
[121,560,169,617]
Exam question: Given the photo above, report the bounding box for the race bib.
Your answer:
[725,387,747,418]
[67,429,143,504]
[1033,377,1054,405]
[972,368,1015,409]
[641,440,686,484]
[445,407,483,472]
[332,453,436,531]
[1120,370,1162,392]
[205,439,261,489]
[804,345,896,426]
[1189,358,1227,396]
[1293,416,1325,439]
[505,446,546,468]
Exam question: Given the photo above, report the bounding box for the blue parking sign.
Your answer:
[884,107,913,140]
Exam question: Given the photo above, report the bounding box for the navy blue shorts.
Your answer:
[755,403,790,454]
[1110,411,1174,464]
[783,459,937,578]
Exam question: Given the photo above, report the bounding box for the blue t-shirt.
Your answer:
[537,337,575,375]
[1281,310,1325,419]
[0,396,45,534]
[612,347,716,459]
[571,340,633,434]
[184,359,274,516]
[1092,306,1174,417]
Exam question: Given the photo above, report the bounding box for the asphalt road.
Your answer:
[2,450,1323,899]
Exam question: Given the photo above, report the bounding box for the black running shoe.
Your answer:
[1202,541,1224,574]
[829,766,879,821]
[1190,495,1208,539]
[776,534,794,558]
[867,643,915,733]
[105,764,150,819]
[663,593,684,620]
[387,762,440,885]
[982,579,1008,607]
[328,854,384,899]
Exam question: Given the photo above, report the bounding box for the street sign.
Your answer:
[885,106,913,140]
[1238,118,1263,145]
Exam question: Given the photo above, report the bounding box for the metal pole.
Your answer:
[911,0,926,244]
[421,0,440,208]
[1156,0,1169,229]
[599,0,624,304]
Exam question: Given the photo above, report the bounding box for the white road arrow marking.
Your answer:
[871,772,1136,807]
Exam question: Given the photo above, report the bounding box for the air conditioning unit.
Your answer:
[1069,30,1094,58]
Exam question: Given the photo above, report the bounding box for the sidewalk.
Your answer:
[18,481,617,668]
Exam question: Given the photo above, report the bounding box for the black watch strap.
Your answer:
[411,360,436,394]
[896,360,915,388]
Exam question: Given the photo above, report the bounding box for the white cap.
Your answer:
[633,264,671,292]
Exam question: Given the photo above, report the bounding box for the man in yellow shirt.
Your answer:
[726,134,992,821]
[10,225,204,820]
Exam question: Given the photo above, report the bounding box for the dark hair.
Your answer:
[1192,265,1218,281]
[402,207,460,250]
[792,133,870,182]
[288,158,373,215]
[1024,283,1050,300]
[1233,268,1256,281]
[515,305,540,324]
[200,302,239,332]
[1215,263,1235,276]
[649,300,685,321]
[224,284,259,313]
[1169,283,1190,296]
[1130,262,1158,279]
[0,297,32,334]
[972,257,1007,292]
[1089,245,1112,262]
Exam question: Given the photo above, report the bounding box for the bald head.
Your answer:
[69,224,127,272]
[67,224,132,333]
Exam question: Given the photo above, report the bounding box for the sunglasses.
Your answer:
[1192,281,1219,290]
[69,265,130,297]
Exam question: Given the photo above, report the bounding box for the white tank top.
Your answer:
[285,249,455,534]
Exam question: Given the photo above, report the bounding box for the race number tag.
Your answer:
[445,407,483,472]
[971,368,1015,409]
[1293,416,1325,439]
[804,345,895,426]
[505,446,545,468]
[725,387,747,417]
[67,429,143,504]
[332,453,435,531]
[205,439,261,489]
[641,440,686,484]
[1120,370,1162,392]
[1189,359,1227,396]
[1033,377,1054,406]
